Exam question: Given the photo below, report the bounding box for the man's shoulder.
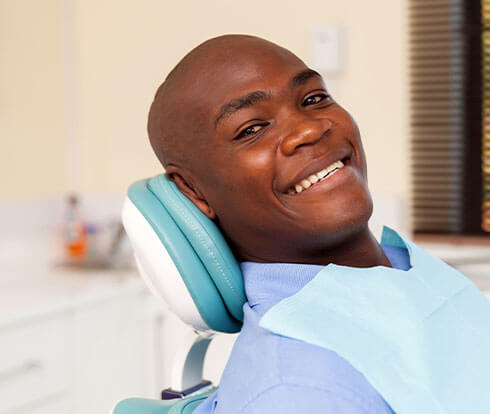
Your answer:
[223,382,393,414]
[215,305,389,413]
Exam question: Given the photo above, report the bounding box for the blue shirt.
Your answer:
[195,244,410,414]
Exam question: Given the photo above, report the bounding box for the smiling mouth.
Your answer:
[287,157,349,195]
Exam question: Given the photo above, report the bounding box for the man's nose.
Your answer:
[279,115,332,156]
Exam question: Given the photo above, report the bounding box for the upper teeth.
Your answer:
[288,160,344,194]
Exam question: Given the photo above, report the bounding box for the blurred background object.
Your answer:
[1,0,489,413]
[407,0,490,293]
[409,0,483,235]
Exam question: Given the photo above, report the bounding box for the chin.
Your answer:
[308,186,373,239]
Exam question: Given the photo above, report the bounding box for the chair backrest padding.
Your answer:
[147,176,246,321]
[124,175,246,333]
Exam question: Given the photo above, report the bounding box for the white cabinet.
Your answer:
[25,398,70,414]
[0,277,154,414]
[70,291,150,414]
[0,315,68,413]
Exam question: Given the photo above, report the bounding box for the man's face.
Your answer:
[172,41,372,263]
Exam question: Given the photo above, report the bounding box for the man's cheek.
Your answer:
[249,149,271,168]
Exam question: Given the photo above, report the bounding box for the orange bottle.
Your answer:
[64,194,87,259]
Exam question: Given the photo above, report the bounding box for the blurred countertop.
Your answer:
[0,266,146,328]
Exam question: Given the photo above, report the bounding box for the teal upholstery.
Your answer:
[114,398,175,414]
[127,174,246,332]
[118,174,242,413]
[114,389,217,414]
[171,394,214,414]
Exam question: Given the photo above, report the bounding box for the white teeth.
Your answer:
[308,174,319,184]
[317,169,328,179]
[300,179,311,188]
[288,159,345,194]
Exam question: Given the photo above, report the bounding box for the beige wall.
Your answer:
[1,0,408,200]
[1,0,65,199]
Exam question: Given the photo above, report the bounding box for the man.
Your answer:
[147,34,409,413]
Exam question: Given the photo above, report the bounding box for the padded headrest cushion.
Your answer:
[125,174,246,333]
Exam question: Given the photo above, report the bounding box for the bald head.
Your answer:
[147,34,303,171]
[145,34,376,265]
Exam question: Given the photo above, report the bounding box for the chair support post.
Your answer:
[170,330,214,391]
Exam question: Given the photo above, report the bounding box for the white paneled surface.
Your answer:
[0,271,154,414]
[0,315,68,413]
[69,289,150,414]
[0,197,168,413]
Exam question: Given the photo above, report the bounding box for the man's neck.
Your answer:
[235,224,393,268]
[270,224,392,268]
[311,225,392,268]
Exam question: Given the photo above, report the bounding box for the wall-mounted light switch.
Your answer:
[309,25,343,75]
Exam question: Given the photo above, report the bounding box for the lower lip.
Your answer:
[286,164,354,196]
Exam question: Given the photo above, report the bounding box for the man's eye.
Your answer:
[302,93,331,106]
[235,124,263,139]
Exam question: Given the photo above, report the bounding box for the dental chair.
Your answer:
[113,174,247,414]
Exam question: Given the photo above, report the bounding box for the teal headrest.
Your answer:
[126,174,246,333]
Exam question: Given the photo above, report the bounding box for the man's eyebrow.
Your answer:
[290,69,322,88]
[215,90,271,128]
[213,70,321,128]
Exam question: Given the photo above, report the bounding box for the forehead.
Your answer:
[178,44,309,117]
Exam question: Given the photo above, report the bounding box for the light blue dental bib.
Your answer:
[259,227,490,414]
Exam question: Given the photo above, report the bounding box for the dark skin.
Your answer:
[149,35,392,268]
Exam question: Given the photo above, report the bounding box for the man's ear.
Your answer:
[164,166,217,220]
